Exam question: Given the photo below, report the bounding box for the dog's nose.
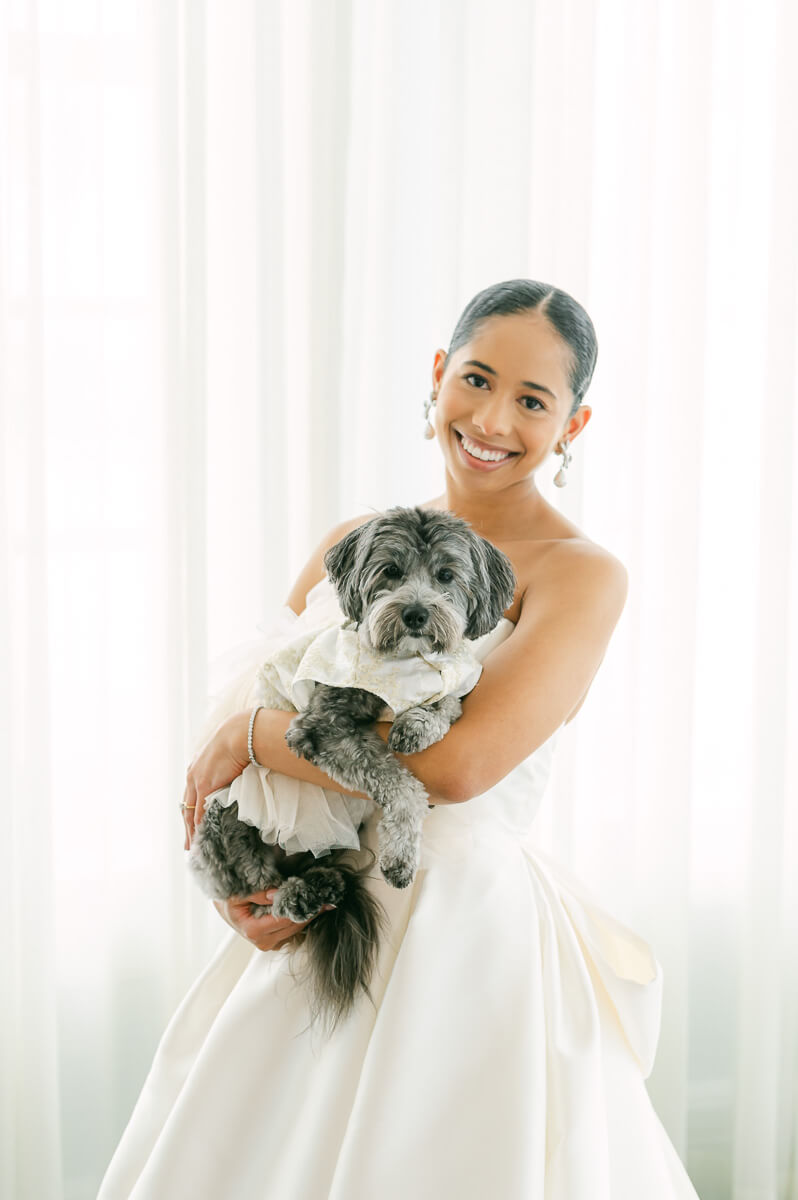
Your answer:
[401,604,429,632]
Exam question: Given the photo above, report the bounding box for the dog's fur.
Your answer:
[190,507,515,1032]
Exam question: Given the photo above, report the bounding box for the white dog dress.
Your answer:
[256,619,483,721]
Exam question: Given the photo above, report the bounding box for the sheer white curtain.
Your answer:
[1,1,796,1197]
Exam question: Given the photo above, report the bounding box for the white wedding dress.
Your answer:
[98,577,700,1199]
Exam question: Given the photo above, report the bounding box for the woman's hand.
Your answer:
[182,711,250,849]
[213,889,336,951]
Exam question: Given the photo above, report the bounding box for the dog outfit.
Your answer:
[257,615,483,719]
[196,580,482,859]
[98,574,700,1200]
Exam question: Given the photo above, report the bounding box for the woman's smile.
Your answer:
[453,429,520,471]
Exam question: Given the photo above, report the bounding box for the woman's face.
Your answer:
[430,311,588,488]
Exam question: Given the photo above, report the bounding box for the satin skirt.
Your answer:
[98,807,700,1199]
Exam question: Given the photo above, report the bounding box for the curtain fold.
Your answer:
[733,0,798,1190]
[1,1,796,1196]
[1,6,63,1196]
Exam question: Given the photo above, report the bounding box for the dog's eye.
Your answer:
[437,568,454,583]
[383,564,402,579]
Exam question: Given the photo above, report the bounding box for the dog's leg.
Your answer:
[269,866,347,922]
[190,802,285,901]
[285,685,385,759]
[294,731,429,890]
[373,772,430,888]
[285,685,430,888]
[387,693,463,754]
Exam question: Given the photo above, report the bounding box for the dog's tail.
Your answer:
[301,857,388,1035]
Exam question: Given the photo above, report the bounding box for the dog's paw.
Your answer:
[379,852,417,890]
[272,877,324,923]
[249,902,273,918]
[285,718,319,762]
[388,709,439,754]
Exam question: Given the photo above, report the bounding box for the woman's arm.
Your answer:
[352,542,624,806]
[183,513,383,842]
[238,539,627,807]
[373,540,628,804]
[187,514,378,949]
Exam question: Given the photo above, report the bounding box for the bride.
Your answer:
[98,279,701,1198]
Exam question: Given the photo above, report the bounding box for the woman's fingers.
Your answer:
[232,895,304,950]
[181,781,189,850]
[180,714,251,851]
[181,777,198,848]
[223,890,336,952]
[181,776,211,849]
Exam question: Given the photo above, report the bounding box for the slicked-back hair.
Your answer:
[443,279,598,417]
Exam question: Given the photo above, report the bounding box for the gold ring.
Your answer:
[180,803,197,810]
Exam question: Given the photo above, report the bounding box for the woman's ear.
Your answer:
[431,348,448,392]
[563,404,592,445]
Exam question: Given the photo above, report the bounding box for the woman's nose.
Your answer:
[472,393,512,437]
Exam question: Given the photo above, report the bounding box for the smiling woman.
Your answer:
[97,279,701,1199]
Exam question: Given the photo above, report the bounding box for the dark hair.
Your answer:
[443,279,598,417]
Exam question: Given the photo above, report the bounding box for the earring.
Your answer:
[553,439,572,487]
[423,390,437,440]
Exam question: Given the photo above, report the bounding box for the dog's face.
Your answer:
[323,507,516,653]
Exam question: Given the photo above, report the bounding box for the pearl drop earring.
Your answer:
[554,440,572,487]
[423,390,437,440]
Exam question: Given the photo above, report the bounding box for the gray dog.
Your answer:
[190,506,515,1030]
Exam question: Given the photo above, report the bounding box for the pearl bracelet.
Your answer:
[248,703,266,768]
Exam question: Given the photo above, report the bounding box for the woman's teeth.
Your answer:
[459,433,513,462]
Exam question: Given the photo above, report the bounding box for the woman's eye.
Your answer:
[384,564,402,579]
[437,569,454,583]
[466,372,543,411]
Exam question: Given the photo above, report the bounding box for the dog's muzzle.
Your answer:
[401,603,428,634]
[365,587,465,653]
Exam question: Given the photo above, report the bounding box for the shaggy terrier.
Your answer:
[189,506,516,1030]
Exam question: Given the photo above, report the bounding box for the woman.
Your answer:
[98,280,700,1198]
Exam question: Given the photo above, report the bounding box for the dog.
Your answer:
[189,506,516,1031]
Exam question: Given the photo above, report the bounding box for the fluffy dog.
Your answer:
[189,506,515,1030]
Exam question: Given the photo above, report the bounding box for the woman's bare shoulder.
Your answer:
[417,494,626,620]
[515,533,628,618]
[491,535,628,732]
[524,529,627,574]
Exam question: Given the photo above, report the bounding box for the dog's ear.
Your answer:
[465,537,516,638]
[323,524,370,623]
